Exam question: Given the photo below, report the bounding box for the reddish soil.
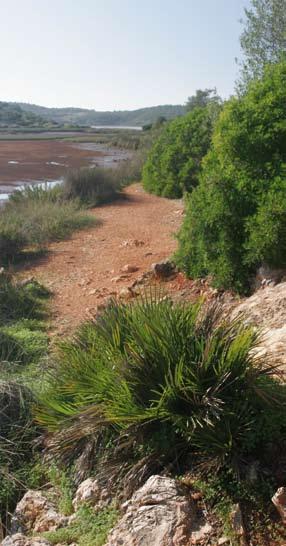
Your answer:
[17,184,184,334]
[0,140,106,187]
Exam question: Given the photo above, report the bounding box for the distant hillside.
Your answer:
[14,103,186,127]
[0,102,50,127]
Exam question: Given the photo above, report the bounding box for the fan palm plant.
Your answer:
[36,297,286,476]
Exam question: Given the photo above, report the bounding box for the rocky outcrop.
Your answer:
[1,535,51,546]
[72,477,111,511]
[272,487,286,524]
[104,475,212,546]
[10,490,67,535]
[233,281,286,368]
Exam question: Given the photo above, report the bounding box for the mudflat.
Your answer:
[0,139,129,192]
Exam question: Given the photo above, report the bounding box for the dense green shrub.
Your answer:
[36,298,285,479]
[176,61,286,291]
[142,105,220,198]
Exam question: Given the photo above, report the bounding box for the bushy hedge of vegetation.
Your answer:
[142,105,220,198]
[36,297,286,483]
[176,61,286,292]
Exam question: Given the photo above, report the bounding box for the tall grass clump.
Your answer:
[36,297,286,485]
[0,271,51,528]
[0,186,94,264]
[63,154,145,207]
[0,381,37,528]
[63,167,119,207]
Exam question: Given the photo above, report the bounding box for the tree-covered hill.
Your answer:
[13,102,186,127]
[0,102,50,127]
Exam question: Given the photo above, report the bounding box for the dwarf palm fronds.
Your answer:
[36,298,286,475]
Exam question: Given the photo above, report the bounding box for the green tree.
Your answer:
[176,61,286,292]
[186,88,220,111]
[142,105,220,198]
[237,0,286,91]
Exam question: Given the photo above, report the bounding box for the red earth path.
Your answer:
[17,184,184,334]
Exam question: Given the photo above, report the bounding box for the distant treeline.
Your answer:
[0,101,49,127]
[11,102,186,127]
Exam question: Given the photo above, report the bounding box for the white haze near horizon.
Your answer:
[1,0,250,111]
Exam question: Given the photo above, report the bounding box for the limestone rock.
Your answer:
[1,535,51,546]
[111,275,128,283]
[232,281,286,368]
[105,475,212,546]
[119,287,135,300]
[272,487,286,523]
[151,261,177,280]
[72,478,110,511]
[11,491,67,535]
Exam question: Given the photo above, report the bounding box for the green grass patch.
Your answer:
[43,505,118,546]
[0,324,47,365]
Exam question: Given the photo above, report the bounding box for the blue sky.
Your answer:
[1,0,250,110]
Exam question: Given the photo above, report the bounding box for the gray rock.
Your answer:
[73,478,111,512]
[1,534,51,546]
[272,487,286,523]
[11,491,67,535]
[104,475,212,546]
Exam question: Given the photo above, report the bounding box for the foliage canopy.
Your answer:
[176,61,286,291]
[237,0,286,90]
[142,106,219,198]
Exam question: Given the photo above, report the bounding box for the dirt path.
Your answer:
[18,184,183,333]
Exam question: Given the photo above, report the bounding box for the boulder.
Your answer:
[119,287,135,300]
[151,261,177,280]
[10,491,67,535]
[72,478,111,512]
[104,475,212,546]
[272,487,286,523]
[232,281,286,369]
[1,535,51,546]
